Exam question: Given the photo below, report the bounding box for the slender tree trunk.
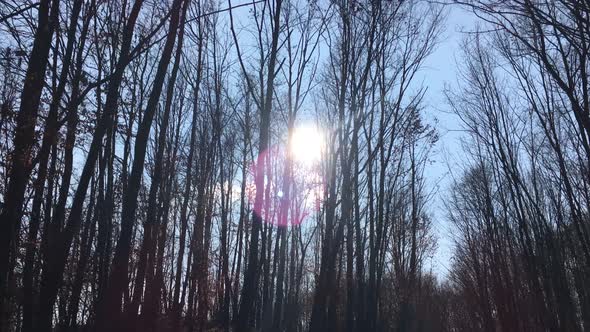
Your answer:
[172,22,203,332]
[21,2,84,330]
[0,0,59,295]
[235,1,284,330]
[128,0,188,324]
[36,1,146,330]
[97,0,183,329]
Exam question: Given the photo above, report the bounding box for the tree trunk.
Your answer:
[97,0,183,329]
[0,0,59,295]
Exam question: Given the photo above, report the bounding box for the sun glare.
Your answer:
[290,125,324,166]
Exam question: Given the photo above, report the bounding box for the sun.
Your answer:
[290,125,324,166]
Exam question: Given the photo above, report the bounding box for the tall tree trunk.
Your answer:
[21,2,84,330]
[172,15,203,331]
[234,1,283,330]
[128,0,188,323]
[36,1,146,331]
[0,0,59,295]
[97,0,183,330]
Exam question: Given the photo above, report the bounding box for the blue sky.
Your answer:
[226,1,481,279]
[419,5,478,277]
[0,0,478,280]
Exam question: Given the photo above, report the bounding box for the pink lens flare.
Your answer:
[246,143,324,227]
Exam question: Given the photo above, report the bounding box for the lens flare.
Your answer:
[246,125,326,227]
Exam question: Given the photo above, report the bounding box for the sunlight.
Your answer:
[290,125,324,166]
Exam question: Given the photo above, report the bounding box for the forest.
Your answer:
[0,0,589,331]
